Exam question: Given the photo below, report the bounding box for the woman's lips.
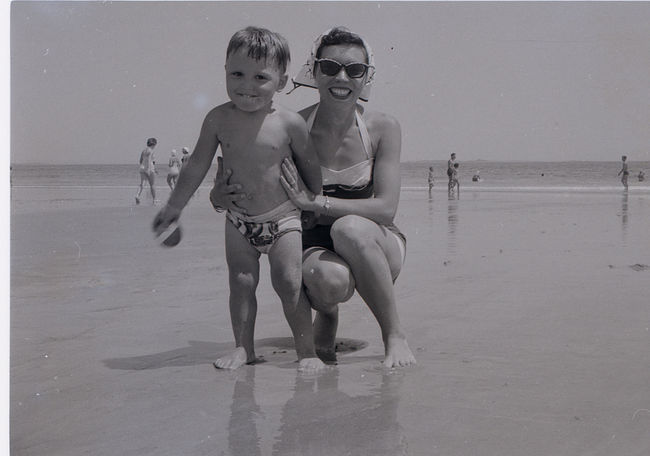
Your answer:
[329,87,352,98]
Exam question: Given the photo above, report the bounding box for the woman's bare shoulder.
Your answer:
[363,109,401,139]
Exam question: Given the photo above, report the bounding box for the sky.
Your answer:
[9,1,650,164]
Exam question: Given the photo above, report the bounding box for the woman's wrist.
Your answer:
[310,194,331,216]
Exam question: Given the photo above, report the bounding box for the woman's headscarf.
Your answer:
[288,28,375,102]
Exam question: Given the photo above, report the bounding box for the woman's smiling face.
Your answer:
[315,44,369,103]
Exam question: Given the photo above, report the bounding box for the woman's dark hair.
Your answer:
[316,27,367,63]
[147,138,157,147]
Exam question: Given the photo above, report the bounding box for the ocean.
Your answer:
[10,160,650,192]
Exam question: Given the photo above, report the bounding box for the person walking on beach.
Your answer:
[427,166,435,194]
[153,27,324,372]
[447,152,456,193]
[212,26,416,368]
[166,149,182,190]
[136,137,157,205]
[618,155,629,190]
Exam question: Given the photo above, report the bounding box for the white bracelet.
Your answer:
[323,195,331,215]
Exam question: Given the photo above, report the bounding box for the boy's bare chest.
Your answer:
[219,117,290,162]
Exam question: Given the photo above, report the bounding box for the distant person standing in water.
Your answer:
[167,149,182,190]
[427,166,435,193]
[449,162,460,196]
[447,153,457,193]
[136,137,157,205]
[618,155,629,190]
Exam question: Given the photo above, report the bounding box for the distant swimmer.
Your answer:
[617,155,629,190]
[135,137,157,205]
[472,171,481,182]
[638,170,645,182]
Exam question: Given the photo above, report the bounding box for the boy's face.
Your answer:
[225,49,288,112]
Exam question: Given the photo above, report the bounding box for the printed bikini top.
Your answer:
[306,106,375,199]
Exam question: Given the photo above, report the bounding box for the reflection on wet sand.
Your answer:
[620,191,628,242]
[447,198,459,255]
[272,369,408,456]
[228,368,262,456]
[222,366,408,455]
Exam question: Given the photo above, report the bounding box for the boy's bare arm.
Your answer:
[167,109,221,211]
[288,114,322,195]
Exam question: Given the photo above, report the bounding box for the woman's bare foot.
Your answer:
[383,335,416,368]
[315,347,337,365]
[213,347,256,370]
[298,357,328,373]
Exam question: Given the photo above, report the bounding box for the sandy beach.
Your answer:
[10,185,650,455]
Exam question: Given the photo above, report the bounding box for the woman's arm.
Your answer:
[288,113,321,195]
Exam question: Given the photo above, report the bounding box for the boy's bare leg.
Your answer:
[215,222,261,370]
[312,307,339,363]
[269,232,325,372]
[302,248,355,363]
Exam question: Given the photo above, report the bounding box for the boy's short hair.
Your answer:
[147,138,157,147]
[316,27,367,62]
[227,26,290,73]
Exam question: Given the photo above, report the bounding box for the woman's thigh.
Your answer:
[330,215,404,281]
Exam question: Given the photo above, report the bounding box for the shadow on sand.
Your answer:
[102,337,368,370]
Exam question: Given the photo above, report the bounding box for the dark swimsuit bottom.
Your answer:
[302,183,407,251]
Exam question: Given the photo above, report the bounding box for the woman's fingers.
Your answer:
[282,157,298,183]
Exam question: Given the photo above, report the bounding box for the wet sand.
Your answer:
[10,186,650,455]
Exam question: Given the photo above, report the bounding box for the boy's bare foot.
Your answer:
[213,347,253,370]
[298,357,327,373]
[383,336,416,368]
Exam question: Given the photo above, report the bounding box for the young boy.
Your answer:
[153,27,324,372]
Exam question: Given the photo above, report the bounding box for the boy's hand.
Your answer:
[152,204,182,237]
[209,156,248,214]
